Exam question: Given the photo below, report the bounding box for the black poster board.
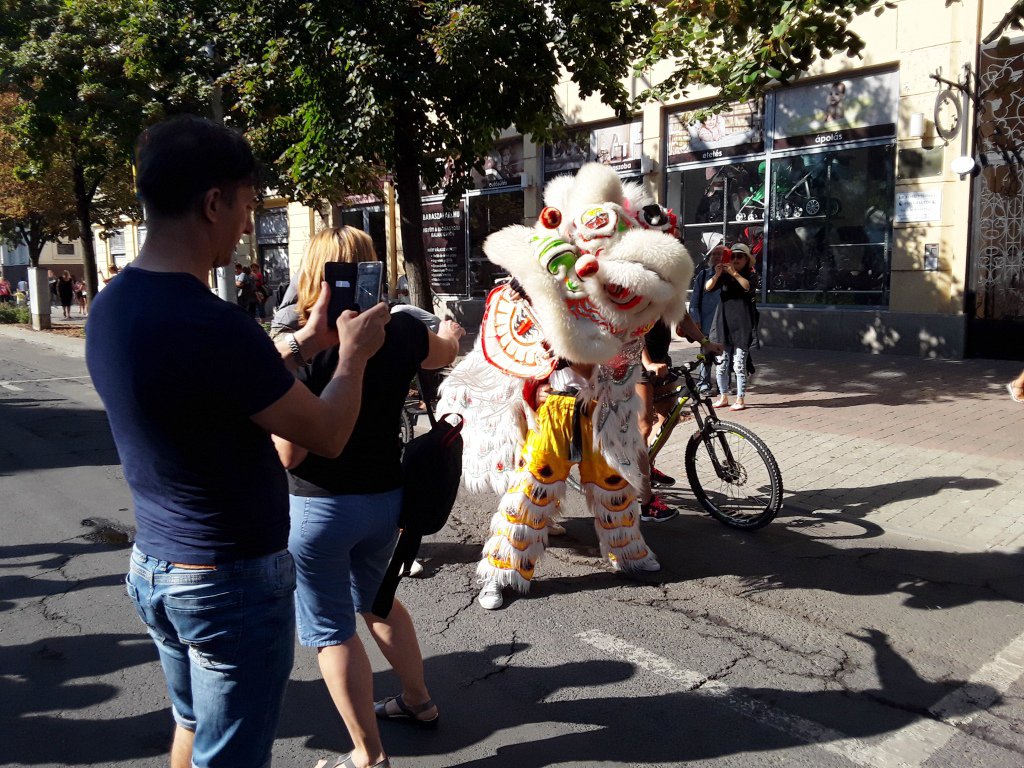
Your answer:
[422,200,467,296]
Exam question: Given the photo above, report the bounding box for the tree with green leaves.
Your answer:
[218,0,887,310]
[0,0,187,299]
[0,92,79,266]
[637,0,886,106]
[218,1,656,310]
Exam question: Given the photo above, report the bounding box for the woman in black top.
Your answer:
[272,226,463,768]
[57,270,75,319]
[706,243,759,411]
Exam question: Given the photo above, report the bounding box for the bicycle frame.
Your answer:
[647,357,739,480]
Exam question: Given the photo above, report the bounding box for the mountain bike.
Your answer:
[568,357,783,529]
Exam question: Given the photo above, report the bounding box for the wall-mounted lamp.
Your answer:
[520,172,532,189]
[908,112,927,139]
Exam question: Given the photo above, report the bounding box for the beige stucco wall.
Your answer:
[544,0,1020,321]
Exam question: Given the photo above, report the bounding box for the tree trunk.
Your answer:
[393,121,433,312]
[72,163,99,301]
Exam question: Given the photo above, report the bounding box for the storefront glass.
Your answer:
[767,144,893,305]
[665,71,897,307]
[255,207,289,288]
[467,191,523,297]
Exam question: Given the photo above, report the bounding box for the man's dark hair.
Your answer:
[135,115,257,219]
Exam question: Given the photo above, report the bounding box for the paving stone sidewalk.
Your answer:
[660,342,1024,553]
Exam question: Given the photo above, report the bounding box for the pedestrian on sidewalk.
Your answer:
[707,242,759,411]
[272,226,463,768]
[0,276,11,304]
[689,232,725,395]
[57,271,74,319]
[86,115,389,768]
[1009,369,1024,404]
[73,277,88,316]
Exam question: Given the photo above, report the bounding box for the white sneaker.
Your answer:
[610,554,662,573]
[477,580,504,610]
[399,559,425,577]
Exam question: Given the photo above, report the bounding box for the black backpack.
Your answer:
[372,379,463,617]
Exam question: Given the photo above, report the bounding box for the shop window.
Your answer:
[339,207,388,267]
[256,208,289,287]
[107,229,127,267]
[668,159,766,272]
[766,144,894,305]
[467,191,523,297]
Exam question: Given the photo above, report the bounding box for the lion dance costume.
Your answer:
[439,163,693,599]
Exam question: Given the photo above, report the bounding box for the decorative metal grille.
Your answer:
[972,39,1024,322]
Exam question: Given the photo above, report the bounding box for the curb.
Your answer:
[0,323,86,358]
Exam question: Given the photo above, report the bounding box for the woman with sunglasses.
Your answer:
[705,242,759,411]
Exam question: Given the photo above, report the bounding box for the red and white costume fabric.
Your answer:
[439,163,693,593]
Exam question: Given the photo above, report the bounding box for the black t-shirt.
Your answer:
[644,320,672,363]
[86,267,296,564]
[288,311,429,496]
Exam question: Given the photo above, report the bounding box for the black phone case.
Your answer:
[324,262,357,325]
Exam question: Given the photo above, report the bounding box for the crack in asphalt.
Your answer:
[465,629,519,687]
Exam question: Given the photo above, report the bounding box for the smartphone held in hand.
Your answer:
[324,262,357,326]
[355,262,384,312]
[721,248,732,265]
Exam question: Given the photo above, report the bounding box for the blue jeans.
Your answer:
[126,546,296,768]
[289,490,401,647]
[716,347,748,398]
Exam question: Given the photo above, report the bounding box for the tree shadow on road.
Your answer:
[282,632,998,768]
[539,509,1024,611]
[0,397,120,474]
[774,475,1001,522]
[0,523,134,612]
[0,632,171,764]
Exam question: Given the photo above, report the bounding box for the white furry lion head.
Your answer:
[482,163,693,364]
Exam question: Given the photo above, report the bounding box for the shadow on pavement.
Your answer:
[723,348,1022,406]
[0,531,134,613]
[778,475,1001,521]
[282,633,996,767]
[0,398,119,474]
[0,632,170,765]
[539,510,1024,610]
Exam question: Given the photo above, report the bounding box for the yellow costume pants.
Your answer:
[477,394,658,593]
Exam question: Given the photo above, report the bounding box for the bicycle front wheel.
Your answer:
[685,420,782,529]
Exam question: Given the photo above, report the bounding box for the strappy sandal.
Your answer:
[374,694,440,728]
[1009,381,1024,404]
[314,753,390,768]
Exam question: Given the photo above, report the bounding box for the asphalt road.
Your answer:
[2,332,1023,767]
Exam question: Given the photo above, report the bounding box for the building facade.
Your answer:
[336,0,1024,359]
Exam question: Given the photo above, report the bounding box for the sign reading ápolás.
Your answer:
[773,70,898,149]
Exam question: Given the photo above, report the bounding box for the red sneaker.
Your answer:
[640,495,679,522]
[650,466,676,487]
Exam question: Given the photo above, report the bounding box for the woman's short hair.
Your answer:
[135,115,257,219]
[296,227,378,325]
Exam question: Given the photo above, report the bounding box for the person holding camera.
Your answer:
[705,242,759,411]
[87,116,389,768]
[271,226,463,768]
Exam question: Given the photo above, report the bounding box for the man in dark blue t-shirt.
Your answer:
[87,116,389,768]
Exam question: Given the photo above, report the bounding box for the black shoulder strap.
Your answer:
[416,371,437,428]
